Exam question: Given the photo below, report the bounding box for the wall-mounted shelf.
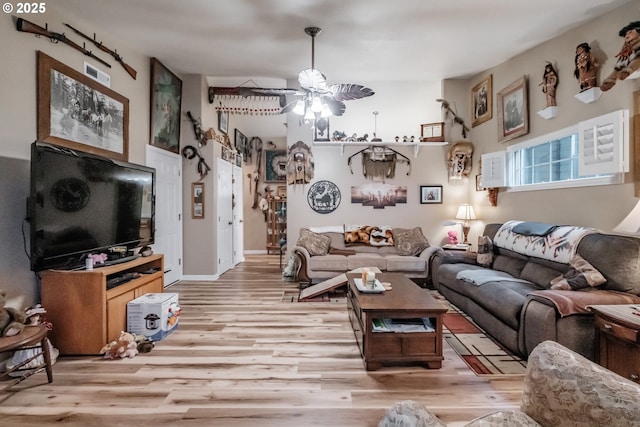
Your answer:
[312,140,448,157]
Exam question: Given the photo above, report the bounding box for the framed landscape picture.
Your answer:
[471,74,492,127]
[150,58,182,154]
[497,76,529,143]
[37,51,129,161]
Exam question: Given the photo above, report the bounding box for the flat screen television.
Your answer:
[29,141,155,271]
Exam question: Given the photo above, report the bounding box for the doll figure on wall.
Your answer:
[540,62,559,107]
[574,42,600,92]
[600,21,640,91]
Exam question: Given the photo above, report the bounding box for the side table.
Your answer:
[0,324,53,390]
[589,304,640,384]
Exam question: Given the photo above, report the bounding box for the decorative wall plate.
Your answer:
[307,180,341,214]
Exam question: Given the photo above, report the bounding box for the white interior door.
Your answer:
[232,164,244,265]
[146,146,182,285]
[217,159,233,274]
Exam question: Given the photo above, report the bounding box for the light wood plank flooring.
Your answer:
[0,255,524,426]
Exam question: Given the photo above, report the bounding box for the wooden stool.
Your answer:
[0,324,53,390]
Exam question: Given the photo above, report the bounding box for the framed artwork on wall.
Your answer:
[264,149,287,182]
[314,117,330,141]
[192,182,204,219]
[218,110,229,134]
[150,58,182,154]
[420,185,443,204]
[471,74,492,127]
[37,51,129,161]
[497,76,529,143]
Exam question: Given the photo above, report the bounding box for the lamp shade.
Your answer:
[455,204,477,222]
[613,200,640,235]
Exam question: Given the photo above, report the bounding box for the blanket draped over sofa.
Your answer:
[430,221,640,360]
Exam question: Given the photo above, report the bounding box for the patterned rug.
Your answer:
[431,291,527,376]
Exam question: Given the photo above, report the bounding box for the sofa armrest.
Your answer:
[522,340,640,425]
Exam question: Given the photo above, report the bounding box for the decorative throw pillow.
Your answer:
[477,235,494,267]
[550,254,606,290]
[296,229,331,256]
[369,225,394,246]
[344,224,372,245]
[392,227,430,256]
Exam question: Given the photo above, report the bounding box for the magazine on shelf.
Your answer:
[372,317,435,333]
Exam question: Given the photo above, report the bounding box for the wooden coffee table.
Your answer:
[346,272,447,371]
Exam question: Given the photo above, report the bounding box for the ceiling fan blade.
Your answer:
[329,84,375,101]
[280,96,304,114]
[298,68,328,90]
[323,97,346,116]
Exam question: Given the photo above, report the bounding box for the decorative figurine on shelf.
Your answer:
[574,42,600,92]
[600,21,640,92]
[539,62,559,107]
[447,141,474,180]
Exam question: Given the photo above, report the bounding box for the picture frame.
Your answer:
[277,185,287,198]
[471,74,492,127]
[192,182,204,219]
[497,76,529,143]
[420,185,443,204]
[218,110,229,134]
[314,117,330,141]
[234,128,247,152]
[420,122,445,142]
[264,149,287,182]
[150,58,182,154]
[37,51,129,161]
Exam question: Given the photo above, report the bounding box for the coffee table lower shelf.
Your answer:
[346,273,445,371]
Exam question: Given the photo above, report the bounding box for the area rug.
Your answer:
[431,291,527,376]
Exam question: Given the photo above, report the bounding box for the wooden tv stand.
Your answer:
[40,254,164,355]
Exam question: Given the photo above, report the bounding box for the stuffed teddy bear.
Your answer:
[601,21,640,91]
[447,230,459,245]
[0,290,25,337]
[100,331,139,359]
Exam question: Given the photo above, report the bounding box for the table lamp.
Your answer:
[455,203,477,245]
[613,200,640,235]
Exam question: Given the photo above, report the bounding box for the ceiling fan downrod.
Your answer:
[304,26,321,71]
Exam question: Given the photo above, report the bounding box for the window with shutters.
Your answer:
[503,110,628,192]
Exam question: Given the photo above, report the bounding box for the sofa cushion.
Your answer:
[384,255,426,272]
[550,254,606,290]
[392,227,430,256]
[297,229,331,256]
[346,253,387,271]
[344,224,394,246]
[308,254,348,271]
[492,254,528,278]
[520,262,565,289]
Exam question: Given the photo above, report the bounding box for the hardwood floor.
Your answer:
[0,255,524,426]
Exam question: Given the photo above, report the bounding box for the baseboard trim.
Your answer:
[180,274,220,281]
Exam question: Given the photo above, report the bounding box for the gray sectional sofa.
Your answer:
[293,226,441,284]
[430,221,640,360]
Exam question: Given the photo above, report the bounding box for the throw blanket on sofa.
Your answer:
[456,269,531,286]
[493,220,598,264]
[528,289,640,317]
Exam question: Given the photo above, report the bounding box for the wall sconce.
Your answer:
[455,203,477,244]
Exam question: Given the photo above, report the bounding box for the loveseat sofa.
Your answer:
[379,340,640,427]
[430,221,640,360]
[293,226,440,284]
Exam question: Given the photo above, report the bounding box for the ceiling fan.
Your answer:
[208,27,374,118]
[279,26,375,118]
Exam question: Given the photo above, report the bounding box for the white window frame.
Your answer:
[504,110,628,192]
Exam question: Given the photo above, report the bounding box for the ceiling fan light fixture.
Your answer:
[292,100,305,115]
[311,96,323,112]
[320,103,333,118]
[303,108,315,120]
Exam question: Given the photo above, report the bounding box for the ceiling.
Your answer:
[56,0,630,83]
